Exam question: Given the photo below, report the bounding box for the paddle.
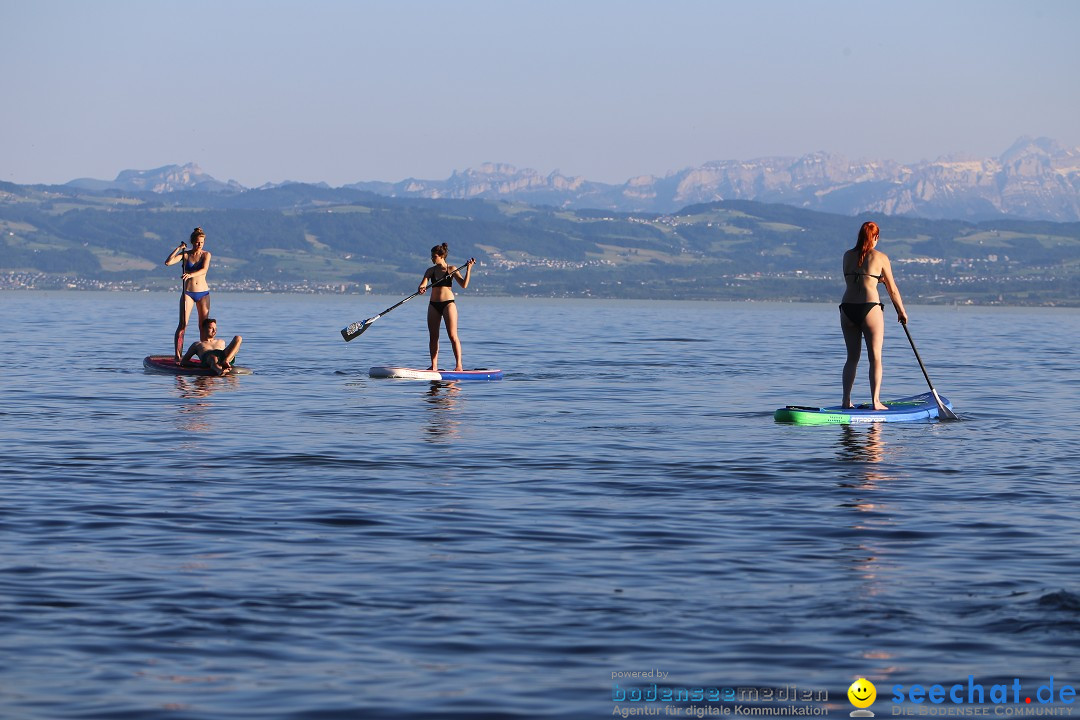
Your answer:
[342,259,474,341]
[340,290,422,341]
[902,323,959,420]
[172,241,187,361]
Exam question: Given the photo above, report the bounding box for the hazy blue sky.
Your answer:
[3,0,1077,187]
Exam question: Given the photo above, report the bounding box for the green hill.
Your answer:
[1,182,1078,305]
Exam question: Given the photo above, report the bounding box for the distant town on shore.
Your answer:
[3,138,1079,306]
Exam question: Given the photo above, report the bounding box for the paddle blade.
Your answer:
[340,316,378,342]
[932,389,959,421]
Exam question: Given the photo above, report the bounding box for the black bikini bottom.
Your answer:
[839,302,883,326]
[429,299,455,314]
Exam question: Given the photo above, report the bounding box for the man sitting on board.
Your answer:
[180,318,243,376]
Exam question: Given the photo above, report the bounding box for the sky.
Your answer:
[3,0,1078,188]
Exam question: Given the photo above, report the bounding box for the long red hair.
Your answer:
[855,221,879,267]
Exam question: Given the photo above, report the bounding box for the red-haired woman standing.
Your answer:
[840,221,908,409]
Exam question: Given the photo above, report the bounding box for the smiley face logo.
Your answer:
[848,677,877,709]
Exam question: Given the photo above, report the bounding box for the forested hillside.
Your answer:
[2,182,1078,304]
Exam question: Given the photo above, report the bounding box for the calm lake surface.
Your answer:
[2,292,1078,719]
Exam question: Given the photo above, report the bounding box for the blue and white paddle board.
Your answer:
[369,366,503,381]
[774,391,952,424]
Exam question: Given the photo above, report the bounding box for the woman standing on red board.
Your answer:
[164,227,212,362]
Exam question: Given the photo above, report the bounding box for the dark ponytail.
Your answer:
[430,242,448,258]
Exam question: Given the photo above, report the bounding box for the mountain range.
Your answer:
[62,137,1080,222]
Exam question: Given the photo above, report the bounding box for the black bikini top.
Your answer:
[845,270,884,283]
[431,269,454,288]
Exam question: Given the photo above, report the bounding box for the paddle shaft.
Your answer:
[172,242,190,288]
[375,290,422,319]
[902,324,936,389]
[171,243,188,359]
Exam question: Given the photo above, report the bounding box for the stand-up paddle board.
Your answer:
[774,391,952,424]
[369,366,502,381]
[143,355,253,376]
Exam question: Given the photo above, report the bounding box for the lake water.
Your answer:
[2,291,1078,719]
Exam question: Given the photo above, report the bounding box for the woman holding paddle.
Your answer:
[840,221,908,410]
[164,227,212,362]
[418,243,475,372]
